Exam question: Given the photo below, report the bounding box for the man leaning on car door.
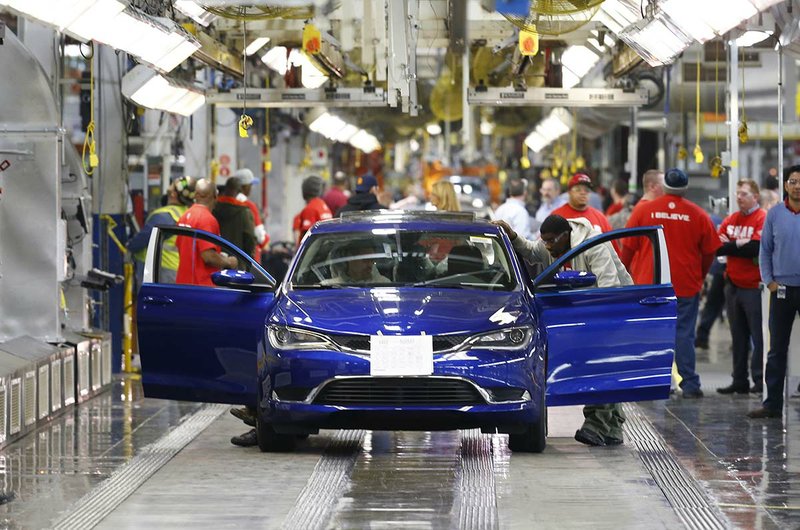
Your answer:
[494,214,632,447]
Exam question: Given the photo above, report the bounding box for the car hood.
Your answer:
[272,288,531,335]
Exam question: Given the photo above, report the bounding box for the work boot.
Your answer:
[229,407,256,427]
[716,383,749,395]
[747,407,781,419]
[694,337,709,350]
[230,429,258,447]
[574,428,605,447]
[750,383,763,394]
[681,388,704,399]
[602,435,623,446]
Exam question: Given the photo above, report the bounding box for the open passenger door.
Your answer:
[136,226,276,406]
[534,226,675,406]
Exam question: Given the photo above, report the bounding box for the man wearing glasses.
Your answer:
[749,166,800,419]
[715,179,766,396]
[494,214,631,447]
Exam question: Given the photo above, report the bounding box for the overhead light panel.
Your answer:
[524,108,573,153]
[262,46,289,74]
[121,64,205,116]
[245,37,271,56]
[1,0,126,41]
[173,0,216,27]
[289,48,329,89]
[735,29,773,47]
[619,14,693,66]
[349,130,381,154]
[561,45,600,89]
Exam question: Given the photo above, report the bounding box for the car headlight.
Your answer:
[469,327,531,350]
[267,325,338,351]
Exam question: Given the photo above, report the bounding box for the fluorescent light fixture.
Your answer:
[661,0,758,41]
[523,108,573,153]
[245,37,271,56]
[173,0,216,27]
[480,120,495,135]
[409,139,420,152]
[561,45,600,88]
[619,14,692,66]
[595,0,642,34]
[288,49,328,89]
[333,124,359,143]
[309,112,348,138]
[350,130,381,153]
[121,64,205,116]
[2,0,127,41]
[735,30,773,47]
[426,123,442,135]
[262,46,289,74]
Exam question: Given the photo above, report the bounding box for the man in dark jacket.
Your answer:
[213,177,256,258]
[338,174,383,213]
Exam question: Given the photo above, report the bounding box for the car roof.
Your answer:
[310,210,501,235]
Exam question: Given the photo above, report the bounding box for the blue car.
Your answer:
[137,211,675,453]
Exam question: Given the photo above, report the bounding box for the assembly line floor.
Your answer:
[2,325,800,529]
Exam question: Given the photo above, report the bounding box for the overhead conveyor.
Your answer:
[468,86,651,107]
[206,87,388,108]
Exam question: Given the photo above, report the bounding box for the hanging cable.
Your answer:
[739,49,748,143]
[239,14,254,138]
[693,52,704,164]
[82,42,99,176]
[710,40,723,177]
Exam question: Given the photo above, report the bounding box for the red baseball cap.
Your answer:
[568,173,593,189]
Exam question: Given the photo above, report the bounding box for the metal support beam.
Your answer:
[728,39,739,215]
[628,106,638,189]
[387,0,409,110]
[206,87,387,108]
[468,87,649,107]
[779,44,785,199]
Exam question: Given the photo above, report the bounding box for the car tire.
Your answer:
[508,385,547,453]
[256,416,297,453]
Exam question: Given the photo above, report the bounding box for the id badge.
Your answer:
[778,285,787,299]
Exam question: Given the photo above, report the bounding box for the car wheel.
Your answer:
[256,416,297,453]
[508,386,547,453]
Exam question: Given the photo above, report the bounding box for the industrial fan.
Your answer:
[503,0,604,36]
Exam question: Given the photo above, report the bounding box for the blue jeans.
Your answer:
[676,295,701,392]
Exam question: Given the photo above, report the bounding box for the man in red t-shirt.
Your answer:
[715,179,766,395]
[233,168,269,260]
[322,171,350,215]
[176,179,238,286]
[552,173,612,234]
[295,175,333,244]
[622,168,720,398]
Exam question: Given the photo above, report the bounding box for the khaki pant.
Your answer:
[581,403,625,440]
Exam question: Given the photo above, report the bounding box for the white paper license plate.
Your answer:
[369,335,433,376]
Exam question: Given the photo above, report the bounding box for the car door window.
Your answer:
[534,229,667,291]
[149,227,272,288]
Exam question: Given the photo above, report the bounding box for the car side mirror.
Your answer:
[212,269,255,287]
[552,270,596,289]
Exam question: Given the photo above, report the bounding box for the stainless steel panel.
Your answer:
[63,355,75,407]
[23,370,35,426]
[9,378,20,435]
[0,385,6,445]
[50,358,62,412]
[77,346,90,401]
[90,339,101,392]
[38,364,49,419]
[101,336,112,386]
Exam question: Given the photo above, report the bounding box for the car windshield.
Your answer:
[289,230,516,291]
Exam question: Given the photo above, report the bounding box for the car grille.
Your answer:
[328,334,469,353]
[313,378,485,406]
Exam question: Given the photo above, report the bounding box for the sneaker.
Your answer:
[750,384,763,394]
[229,407,256,427]
[747,407,781,419]
[574,428,605,447]
[694,338,709,349]
[230,429,258,447]
[716,383,749,395]
[681,388,704,399]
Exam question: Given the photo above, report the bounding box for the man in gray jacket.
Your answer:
[494,214,631,447]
